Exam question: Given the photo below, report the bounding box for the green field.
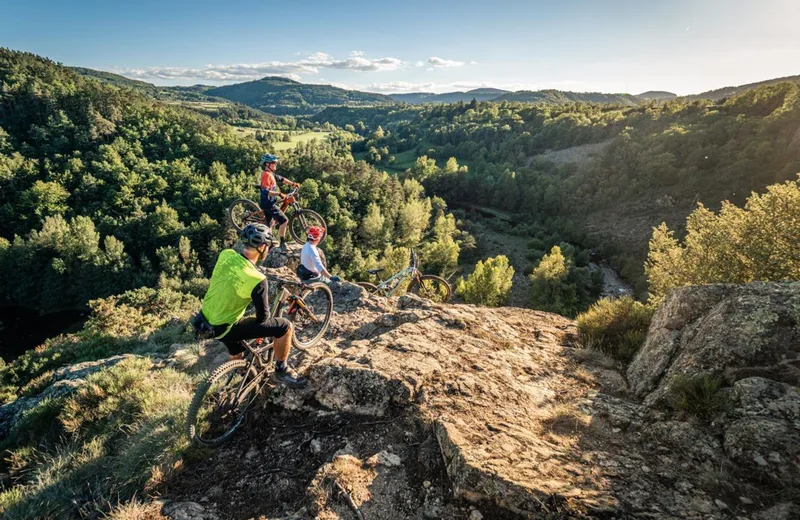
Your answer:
[229,128,332,150]
[354,149,418,174]
[353,148,472,176]
[270,130,332,150]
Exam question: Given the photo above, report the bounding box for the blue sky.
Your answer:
[2,0,799,94]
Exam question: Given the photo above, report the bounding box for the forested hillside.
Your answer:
[0,49,465,313]
[685,73,800,101]
[316,82,800,290]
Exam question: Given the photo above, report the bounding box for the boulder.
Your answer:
[627,282,800,405]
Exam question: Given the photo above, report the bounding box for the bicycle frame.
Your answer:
[372,265,419,297]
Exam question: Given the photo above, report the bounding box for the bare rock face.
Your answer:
[722,377,800,488]
[627,282,800,405]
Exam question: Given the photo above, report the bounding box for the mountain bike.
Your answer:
[227,186,327,244]
[186,275,332,447]
[356,250,451,303]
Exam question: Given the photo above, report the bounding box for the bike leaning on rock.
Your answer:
[356,249,451,303]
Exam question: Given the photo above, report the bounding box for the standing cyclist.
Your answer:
[199,223,307,389]
[297,226,340,284]
[259,153,300,250]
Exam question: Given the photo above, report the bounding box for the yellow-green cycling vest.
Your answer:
[201,249,266,338]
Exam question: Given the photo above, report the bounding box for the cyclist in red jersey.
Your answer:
[259,153,299,249]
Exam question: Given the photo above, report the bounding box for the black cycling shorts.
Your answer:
[259,199,288,226]
[214,316,291,355]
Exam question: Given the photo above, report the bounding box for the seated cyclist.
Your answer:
[259,153,300,250]
[296,226,340,284]
[200,223,307,389]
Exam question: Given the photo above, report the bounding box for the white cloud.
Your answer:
[361,81,437,93]
[350,50,366,57]
[470,61,479,65]
[427,57,465,68]
[415,61,425,67]
[117,52,404,82]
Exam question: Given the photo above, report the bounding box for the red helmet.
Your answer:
[306,226,324,241]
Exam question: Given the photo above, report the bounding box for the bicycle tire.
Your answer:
[186,360,261,447]
[227,198,263,232]
[288,209,327,244]
[356,282,378,294]
[407,274,452,303]
[280,282,333,351]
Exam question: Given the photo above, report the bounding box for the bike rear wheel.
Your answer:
[288,209,327,244]
[228,199,263,232]
[407,274,452,303]
[280,283,333,350]
[186,360,261,447]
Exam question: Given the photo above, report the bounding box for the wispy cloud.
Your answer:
[117,52,404,82]
[427,57,465,68]
[361,81,437,93]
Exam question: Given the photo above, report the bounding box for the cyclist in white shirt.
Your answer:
[297,226,340,284]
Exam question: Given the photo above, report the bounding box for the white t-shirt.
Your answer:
[300,242,325,275]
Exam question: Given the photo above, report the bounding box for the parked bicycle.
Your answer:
[186,274,332,447]
[227,186,327,244]
[356,250,451,303]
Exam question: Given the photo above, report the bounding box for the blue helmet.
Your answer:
[260,153,279,168]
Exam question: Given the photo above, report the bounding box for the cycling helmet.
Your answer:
[306,226,325,242]
[260,153,279,168]
[241,223,273,248]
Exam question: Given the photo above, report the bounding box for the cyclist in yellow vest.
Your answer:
[200,223,307,389]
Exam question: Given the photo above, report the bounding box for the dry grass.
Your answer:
[539,403,591,437]
[104,499,168,520]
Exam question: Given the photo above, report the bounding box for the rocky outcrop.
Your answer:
[257,282,797,518]
[625,282,800,500]
[628,282,800,405]
[16,274,797,518]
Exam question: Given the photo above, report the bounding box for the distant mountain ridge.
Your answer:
[390,88,510,104]
[73,65,800,115]
[204,76,395,116]
[636,91,678,100]
[493,89,640,105]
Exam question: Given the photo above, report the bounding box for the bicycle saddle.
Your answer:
[367,268,385,275]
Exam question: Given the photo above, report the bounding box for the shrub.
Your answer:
[576,296,653,362]
[456,255,515,307]
[646,177,800,304]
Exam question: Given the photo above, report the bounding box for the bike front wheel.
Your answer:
[280,283,333,351]
[227,199,263,232]
[407,275,452,303]
[288,209,327,244]
[186,360,261,447]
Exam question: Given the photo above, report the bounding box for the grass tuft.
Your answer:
[670,374,726,419]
